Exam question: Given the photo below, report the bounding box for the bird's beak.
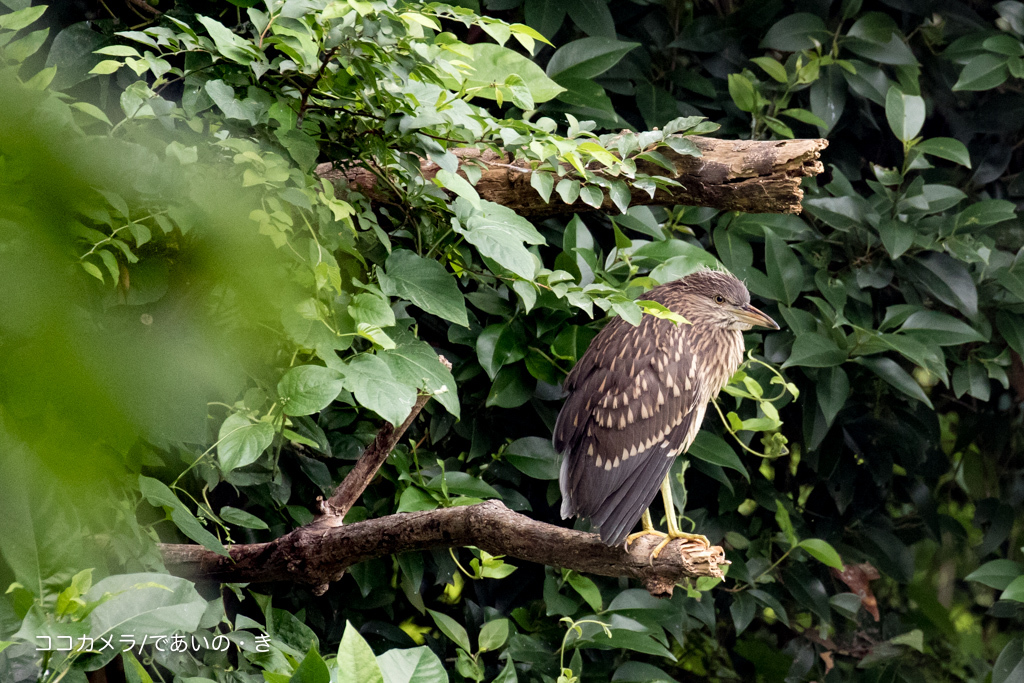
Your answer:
[733,303,779,330]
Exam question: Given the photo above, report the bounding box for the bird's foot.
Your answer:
[625,529,668,547]
[650,531,711,559]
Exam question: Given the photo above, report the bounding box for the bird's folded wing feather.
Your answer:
[554,315,704,544]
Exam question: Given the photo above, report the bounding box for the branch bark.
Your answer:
[317,136,827,217]
[313,393,432,527]
[161,500,728,598]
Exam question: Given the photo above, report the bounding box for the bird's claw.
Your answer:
[626,530,711,562]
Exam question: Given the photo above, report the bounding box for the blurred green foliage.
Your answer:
[0,0,1023,682]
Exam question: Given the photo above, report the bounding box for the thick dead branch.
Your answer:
[317,136,827,217]
[161,500,727,598]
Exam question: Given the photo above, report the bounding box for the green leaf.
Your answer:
[556,178,581,204]
[217,413,275,472]
[291,648,331,683]
[748,589,790,627]
[546,37,640,81]
[579,184,604,209]
[457,44,564,103]
[379,333,460,418]
[663,136,701,157]
[0,4,46,31]
[426,471,500,499]
[751,56,787,83]
[889,629,924,652]
[84,572,207,640]
[122,652,155,683]
[436,170,480,209]
[858,357,933,408]
[476,322,527,380]
[900,310,987,346]
[998,311,1024,356]
[278,365,345,416]
[955,199,1017,229]
[764,228,804,306]
[493,659,518,683]
[343,354,418,427]
[798,539,844,570]
[688,432,749,481]
[530,171,554,203]
[760,13,828,51]
[965,559,1023,590]
[816,366,849,427]
[138,476,230,556]
[427,609,472,652]
[915,138,972,168]
[479,618,510,652]
[453,198,544,279]
[505,437,561,480]
[378,250,468,327]
[775,504,798,547]
[337,622,384,683]
[727,73,757,112]
[377,646,449,683]
[608,180,631,214]
[219,506,269,530]
[877,218,915,259]
[1001,575,1024,603]
[565,0,614,38]
[953,53,1009,91]
[779,107,828,128]
[486,364,535,408]
[992,638,1024,683]
[565,572,602,611]
[784,333,847,368]
[885,86,925,142]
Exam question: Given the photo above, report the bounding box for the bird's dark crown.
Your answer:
[672,268,750,305]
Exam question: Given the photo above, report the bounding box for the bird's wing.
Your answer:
[554,314,705,545]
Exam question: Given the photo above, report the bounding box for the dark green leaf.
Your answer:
[138,476,230,556]
[291,648,331,683]
[760,13,829,51]
[546,37,640,81]
[885,86,925,142]
[966,560,1023,590]
[784,333,847,368]
[505,437,561,480]
[688,432,749,481]
[900,310,987,346]
[427,609,472,652]
[219,506,269,530]
[278,365,345,416]
[858,357,933,407]
[378,250,468,327]
[217,413,275,472]
[764,227,805,305]
[915,138,972,168]
[953,53,1010,91]
[798,539,844,570]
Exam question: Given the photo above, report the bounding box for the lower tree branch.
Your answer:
[160,500,728,598]
[318,136,827,217]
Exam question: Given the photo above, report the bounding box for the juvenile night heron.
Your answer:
[554,269,778,554]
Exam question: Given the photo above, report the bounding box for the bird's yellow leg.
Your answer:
[651,473,711,558]
[625,508,667,547]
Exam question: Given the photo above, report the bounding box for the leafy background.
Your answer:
[1,0,1023,682]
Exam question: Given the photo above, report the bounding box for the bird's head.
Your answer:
[674,269,780,331]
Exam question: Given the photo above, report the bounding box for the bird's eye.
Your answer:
[714,295,725,304]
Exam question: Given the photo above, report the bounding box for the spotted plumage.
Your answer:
[554,269,778,546]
